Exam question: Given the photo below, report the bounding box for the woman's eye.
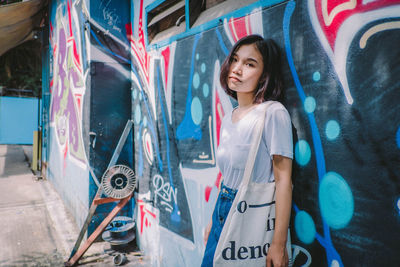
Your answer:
[246,63,254,67]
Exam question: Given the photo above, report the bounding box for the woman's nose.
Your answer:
[232,63,242,75]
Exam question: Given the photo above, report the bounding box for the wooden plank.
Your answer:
[65,195,132,266]
[93,197,120,205]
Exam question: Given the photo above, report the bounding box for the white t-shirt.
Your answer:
[216,101,293,190]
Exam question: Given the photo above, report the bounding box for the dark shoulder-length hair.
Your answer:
[219,34,284,103]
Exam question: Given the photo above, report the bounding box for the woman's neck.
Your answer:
[237,92,255,109]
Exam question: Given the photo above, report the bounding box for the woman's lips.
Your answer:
[229,76,241,82]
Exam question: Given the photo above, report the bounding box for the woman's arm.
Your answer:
[266,155,292,267]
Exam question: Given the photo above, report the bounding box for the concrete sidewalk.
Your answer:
[0,145,149,267]
[0,145,66,266]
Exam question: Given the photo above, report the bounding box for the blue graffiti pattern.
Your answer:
[284,1,354,266]
[176,34,203,141]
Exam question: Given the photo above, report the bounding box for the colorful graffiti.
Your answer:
[287,1,400,266]
[49,0,86,166]
[44,0,400,266]
[308,0,400,105]
[47,0,133,234]
[129,0,400,266]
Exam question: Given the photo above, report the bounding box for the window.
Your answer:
[145,0,262,47]
[191,0,258,28]
[147,0,187,44]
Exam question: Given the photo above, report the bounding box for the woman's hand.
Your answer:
[204,221,212,244]
[266,242,288,267]
[267,154,292,267]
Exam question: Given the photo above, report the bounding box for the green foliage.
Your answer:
[0,0,23,6]
[0,40,42,97]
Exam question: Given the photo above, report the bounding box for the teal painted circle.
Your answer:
[191,97,203,125]
[304,96,316,113]
[396,127,400,148]
[397,197,400,212]
[193,72,200,89]
[313,71,321,82]
[143,116,147,127]
[326,120,340,140]
[132,89,137,100]
[295,211,316,244]
[201,63,206,73]
[295,140,311,166]
[203,83,209,97]
[135,105,141,124]
[196,53,199,60]
[319,172,354,229]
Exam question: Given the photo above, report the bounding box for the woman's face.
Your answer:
[227,43,264,96]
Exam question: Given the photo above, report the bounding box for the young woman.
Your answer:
[201,35,293,267]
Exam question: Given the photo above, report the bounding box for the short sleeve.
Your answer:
[262,104,293,159]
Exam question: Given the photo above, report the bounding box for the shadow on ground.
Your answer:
[0,145,32,178]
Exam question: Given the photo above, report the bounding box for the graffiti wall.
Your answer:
[130,0,400,266]
[47,0,90,226]
[43,0,400,266]
[86,0,133,233]
[46,0,133,230]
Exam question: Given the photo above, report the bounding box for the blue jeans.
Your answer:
[201,184,237,267]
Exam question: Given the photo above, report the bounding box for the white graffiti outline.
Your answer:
[359,21,400,49]
[291,244,312,267]
[142,128,154,165]
[193,116,216,164]
[152,174,178,213]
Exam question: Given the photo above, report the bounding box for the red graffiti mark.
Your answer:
[146,139,151,154]
[228,15,252,42]
[75,94,82,112]
[64,142,68,160]
[161,46,170,88]
[215,172,223,188]
[231,17,247,42]
[67,0,81,72]
[138,200,156,234]
[215,89,224,147]
[313,0,398,50]
[205,186,212,202]
[67,38,82,73]
[205,172,223,202]
[53,44,57,59]
[129,0,151,84]
[63,142,68,175]
[50,22,54,43]
[125,22,133,40]
[67,1,73,37]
